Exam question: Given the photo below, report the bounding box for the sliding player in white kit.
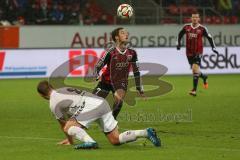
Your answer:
[37,80,161,149]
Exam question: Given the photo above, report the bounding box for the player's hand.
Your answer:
[177,45,181,50]
[138,91,147,101]
[212,48,219,55]
[95,75,100,81]
[93,69,100,81]
[57,138,72,145]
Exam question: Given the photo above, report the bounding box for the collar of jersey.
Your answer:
[191,23,200,29]
[116,47,127,55]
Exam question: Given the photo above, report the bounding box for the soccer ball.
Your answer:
[117,4,133,19]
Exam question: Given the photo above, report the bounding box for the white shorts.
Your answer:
[75,97,118,133]
[79,111,118,133]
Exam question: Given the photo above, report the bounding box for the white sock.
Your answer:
[119,129,147,144]
[67,126,95,143]
[134,129,148,137]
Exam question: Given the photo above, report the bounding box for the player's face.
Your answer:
[191,14,200,25]
[117,29,129,43]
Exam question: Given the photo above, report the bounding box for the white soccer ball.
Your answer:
[117,4,134,19]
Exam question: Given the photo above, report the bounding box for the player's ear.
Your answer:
[115,35,119,41]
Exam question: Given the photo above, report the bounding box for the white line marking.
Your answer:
[0,136,60,141]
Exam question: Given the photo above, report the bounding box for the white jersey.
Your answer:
[49,87,110,121]
[49,87,118,132]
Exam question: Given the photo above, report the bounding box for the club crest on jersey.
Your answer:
[127,55,133,61]
[197,29,201,33]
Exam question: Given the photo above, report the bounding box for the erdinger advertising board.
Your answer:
[0,47,239,79]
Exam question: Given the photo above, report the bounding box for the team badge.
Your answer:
[197,29,201,33]
[127,55,133,61]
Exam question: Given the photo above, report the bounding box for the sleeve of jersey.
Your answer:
[203,27,216,49]
[177,27,186,46]
[132,51,144,93]
[93,51,110,76]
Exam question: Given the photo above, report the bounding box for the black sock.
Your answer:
[199,72,207,84]
[112,101,123,119]
[193,73,199,91]
[199,72,206,79]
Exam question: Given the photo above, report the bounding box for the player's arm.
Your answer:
[176,27,186,50]
[53,105,74,145]
[203,27,219,55]
[132,64,144,94]
[93,51,111,79]
[131,52,145,98]
[57,118,74,145]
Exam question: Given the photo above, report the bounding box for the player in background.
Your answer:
[93,27,146,119]
[176,13,219,96]
[37,80,160,149]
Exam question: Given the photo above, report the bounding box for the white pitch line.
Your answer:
[0,136,60,141]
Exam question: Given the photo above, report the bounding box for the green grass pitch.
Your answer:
[0,75,239,160]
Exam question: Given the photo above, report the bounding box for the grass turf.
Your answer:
[0,75,239,160]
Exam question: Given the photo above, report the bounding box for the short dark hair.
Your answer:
[111,27,124,42]
[37,80,53,96]
[192,13,200,16]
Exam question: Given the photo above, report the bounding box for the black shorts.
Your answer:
[187,55,202,67]
[92,81,128,98]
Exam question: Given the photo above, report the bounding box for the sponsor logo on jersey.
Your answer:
[115,62,129,68]
[189,33,197,39]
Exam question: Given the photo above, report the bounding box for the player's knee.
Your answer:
[63,125,70,133]
[114,90,126,101]
[63,120,75,133]
[115,98,123,104]
[114,94,124,103]
[192,65,199,73]
[114,95,121,101]
[193,69,199,74]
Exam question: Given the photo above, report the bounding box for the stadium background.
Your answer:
[0,0,239,160]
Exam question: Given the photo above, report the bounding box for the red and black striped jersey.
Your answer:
[94,47,143,92]
[177,23,216,57]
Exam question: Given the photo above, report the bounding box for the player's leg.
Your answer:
[98,108,161,147]
[191,63,200,96]
[188,55,204,96]
[63,118,98,149]
[106,127,161,147]
[195,55,208,89]
[199,71,208,89]
[92,81,110,98]
[112,88,126,119]
[192,55,208,94]
[187,56,197,96]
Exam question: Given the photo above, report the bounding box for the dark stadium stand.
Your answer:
[0,0,239,25]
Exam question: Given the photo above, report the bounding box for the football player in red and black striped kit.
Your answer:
[177,13,219,96]
[93,27,146,119]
